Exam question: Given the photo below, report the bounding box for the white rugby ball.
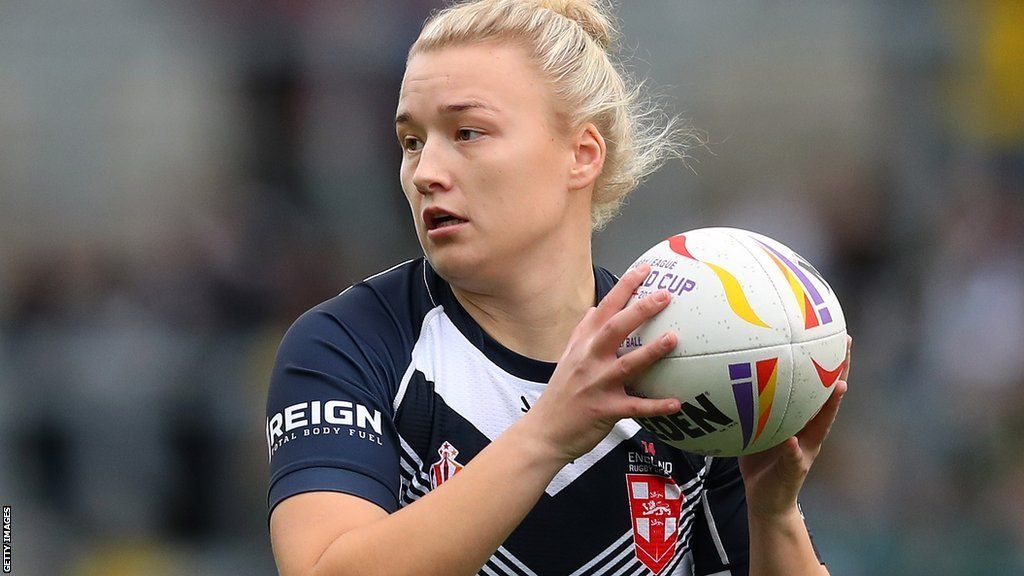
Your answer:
[619,227,848,456]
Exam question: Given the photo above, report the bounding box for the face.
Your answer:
[396,43,584,288]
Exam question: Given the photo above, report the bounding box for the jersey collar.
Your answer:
[422,258,618,383]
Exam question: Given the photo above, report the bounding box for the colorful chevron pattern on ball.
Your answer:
[729,358,780,450]
[667,233,771,329]
[755,239,833,330]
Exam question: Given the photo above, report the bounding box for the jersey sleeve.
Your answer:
[265,286,409,520]
[690,457,824,576]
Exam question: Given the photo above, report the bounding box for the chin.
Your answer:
[424,248,475,280]
[423,243,496,290]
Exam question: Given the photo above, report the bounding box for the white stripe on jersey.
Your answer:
[338,258,417,297]
[493,547,538,576]
[397,436,432,505]
[392,305,445,412]
[568,530,634,576]
[701,457,731,566]
[603,533,646,576]
[486,552,530,576]
[422,262,438,306]
[398,457,429,502]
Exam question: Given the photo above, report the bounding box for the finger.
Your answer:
[573,305,600,334]
[595,264,651,321]
[776,436,802,468]
[594,289,672,355]
[840,335,852,381]
[795,379,847,454]
[615,394,681,420]
[609,331,677,383]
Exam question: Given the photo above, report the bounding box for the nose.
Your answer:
[411,139,452,196]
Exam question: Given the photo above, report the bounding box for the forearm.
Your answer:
[311,419,566,576]
[747,505,828,576]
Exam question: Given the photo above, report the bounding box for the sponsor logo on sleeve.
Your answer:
[266,400,384,460]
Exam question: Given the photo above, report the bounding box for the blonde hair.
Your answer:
[409,0,695,229]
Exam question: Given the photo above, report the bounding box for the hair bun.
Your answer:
[536,0,618,50]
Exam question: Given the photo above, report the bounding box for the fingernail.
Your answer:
[655,291,669,303]
[662,333,674,346]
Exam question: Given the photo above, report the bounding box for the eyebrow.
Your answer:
[395,100,499,126]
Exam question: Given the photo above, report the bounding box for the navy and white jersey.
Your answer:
[266,258,775,576]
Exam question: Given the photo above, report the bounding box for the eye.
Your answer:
[402,136,423,152]
[456,129,483,142]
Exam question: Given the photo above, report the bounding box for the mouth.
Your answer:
[423,207,469,231]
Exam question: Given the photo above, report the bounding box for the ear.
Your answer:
[568,123,606,192]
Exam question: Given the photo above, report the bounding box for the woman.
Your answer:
[266,1,850,575]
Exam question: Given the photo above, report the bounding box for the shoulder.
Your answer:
[595,264,620,284]
[284,258,433,347]
[594,265,620,301]
[272,258,435,398]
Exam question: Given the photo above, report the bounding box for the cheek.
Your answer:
[402,190,415,210]
[399,166,415,201]
[518,124,568,176]
[400,183,423,228]
[515,138,571,209]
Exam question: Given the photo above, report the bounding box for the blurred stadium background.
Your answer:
[1,1,1022,575]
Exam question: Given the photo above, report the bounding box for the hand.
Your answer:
[521,264,682,463]
[738,335,852,519]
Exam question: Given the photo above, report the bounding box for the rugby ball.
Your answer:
[619,227,847,456]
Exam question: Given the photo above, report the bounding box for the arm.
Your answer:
[271,421,568,576]
[746,503,829,576]
[270,265,683,576]
[739,337,852,576]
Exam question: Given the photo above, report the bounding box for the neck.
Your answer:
[450,235,595,363]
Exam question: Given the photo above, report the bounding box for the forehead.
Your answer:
[398,43,552,120]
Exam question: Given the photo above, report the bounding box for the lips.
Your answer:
[423,207,468,231]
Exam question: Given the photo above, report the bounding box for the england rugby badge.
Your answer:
[626,474,683,573]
